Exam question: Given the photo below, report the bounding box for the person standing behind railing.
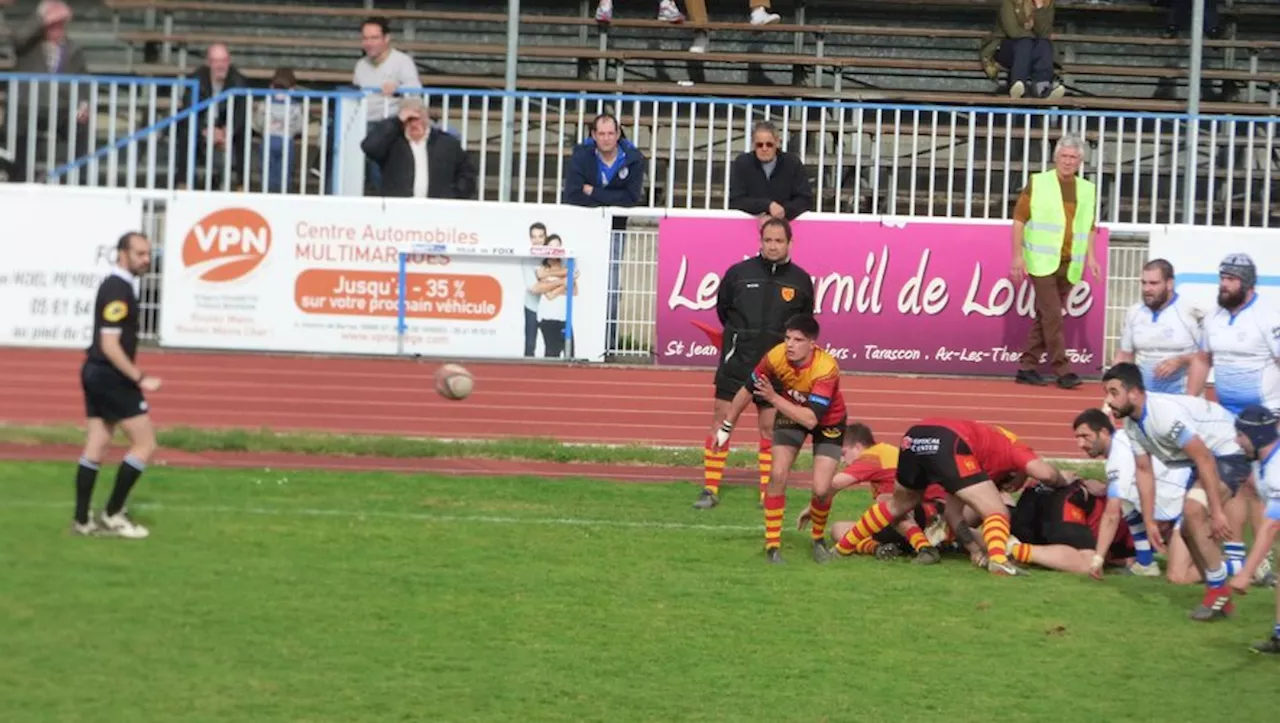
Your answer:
[9,0,88,182]
[252,67,304,193]
[354,16,422,195]
[979,0,1064,101]
[173,43,249,190]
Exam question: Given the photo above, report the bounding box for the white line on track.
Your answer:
[3,500,761,533]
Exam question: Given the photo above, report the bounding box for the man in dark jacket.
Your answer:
[728,121,813,221]
[360,96,476,199]
[561,113,646,208]
[694,216,816,511]
[174,43,251,189]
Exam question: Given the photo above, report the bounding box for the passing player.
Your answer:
[694,217,815,511]
[73,232,161,539]
[802,423,946,564]
[1073,407,1197,582]
[1102,362,1253,620]
[832,418,1074,576]
[1197,252,1280,576]
[717,314,844,564]
[1114,259,1208,395]
[1228,406,1280,654]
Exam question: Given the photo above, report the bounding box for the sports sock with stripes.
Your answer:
[808,495,831,541]
[74,456,100,525]
[1224,541,1246,576]
[105,454,146,517]
[1124,511,1155,566]
[981,513,1011,565]
[702,435,727,496]
[757,437,773,502]
[763,494,786,551]
[835,502,894,556]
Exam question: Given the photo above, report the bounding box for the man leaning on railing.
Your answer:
[173,43,250,191]
[728,120,813,221]
[8,0,88,182]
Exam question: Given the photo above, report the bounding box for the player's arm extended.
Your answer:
[98,331,144,384]
[1022,459,1070,487]
[1089,496,1125,577]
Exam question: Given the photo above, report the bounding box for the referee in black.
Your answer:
[693,216,816,510]
[73,232,161,539]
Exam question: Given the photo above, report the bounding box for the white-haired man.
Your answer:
[1010,134,1102,391]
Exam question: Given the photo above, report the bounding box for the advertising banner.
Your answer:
[0,185,143,348]
[656,216,1110,376]
[160,192,612,360]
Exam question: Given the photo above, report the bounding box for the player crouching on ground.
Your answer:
[830,419,1074,576]
[796,423,947,565]
[1075,407,1200,582]
[716,314,846,564]
[1228,405,1280,654]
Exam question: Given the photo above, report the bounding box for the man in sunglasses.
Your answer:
[728,121,814,221]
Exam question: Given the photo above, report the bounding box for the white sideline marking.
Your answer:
[5,500,760,533]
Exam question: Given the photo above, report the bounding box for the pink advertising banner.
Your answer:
[655,216,1110,377]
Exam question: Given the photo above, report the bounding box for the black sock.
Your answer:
[105,455,146,516]
[74,457,100,524]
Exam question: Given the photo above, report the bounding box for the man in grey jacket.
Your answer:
[8,0,89,182]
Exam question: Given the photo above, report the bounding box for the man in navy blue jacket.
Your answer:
[562,113,647,208]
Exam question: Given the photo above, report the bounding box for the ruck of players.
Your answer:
[693,220,1280,656]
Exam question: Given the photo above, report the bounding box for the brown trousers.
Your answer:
[1020,262,1074,376]
[681,0,771,24]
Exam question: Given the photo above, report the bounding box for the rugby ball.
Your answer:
[434,363,474,401]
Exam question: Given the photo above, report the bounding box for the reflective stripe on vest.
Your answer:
[1023,170,1095,285]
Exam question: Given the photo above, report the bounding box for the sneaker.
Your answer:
[750,6,781,25]
[71,517,101,536]
[913,546,942,565]
[765,548,785,564]
[1126,561,1162,577]
[1044,83,1066,101]
[812,539,834,564]
[1249,635,1280,655]
[1189,589,1233,621]
[1009,80,1026,99]
[1015,369,1048,386]
[1252,554,1275,587]
[875,541,905,561]
[594,0,613,22]
[692,489,719,510]
[689,31,708,53]
[99,509,150,539]
[658,0,685,23]
[988,558,1029,576]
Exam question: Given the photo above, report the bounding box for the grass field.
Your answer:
[3,459,1277,722]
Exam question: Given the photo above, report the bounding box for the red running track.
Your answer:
[0,347,1099,459]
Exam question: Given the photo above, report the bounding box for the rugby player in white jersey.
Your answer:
[1229,406,1280,654]
[1115,259,1208,396]
[1102,362,1252,621]
[1196,252,1279,583]
[1074,407,1198,583]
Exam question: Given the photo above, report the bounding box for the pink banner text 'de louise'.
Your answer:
[655,216,1110,377]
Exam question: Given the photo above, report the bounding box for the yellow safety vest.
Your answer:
[1022,169,1096,285]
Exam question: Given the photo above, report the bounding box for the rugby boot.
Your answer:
[874,542,905,561]
[913,546,943,565]
[766,548,785,565]
[1125,561,1162,577]
[812,538,834,564]
[987,558,1029,576]
[1189,589,1234,621]
[692,490,719,510]
[71,517,101,536]
[1249,635,1280,655]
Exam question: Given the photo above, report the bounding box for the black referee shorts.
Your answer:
[81,360,148,424]
[712,341,774,408]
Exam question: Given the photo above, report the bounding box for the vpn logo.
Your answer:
[182,208,272,282]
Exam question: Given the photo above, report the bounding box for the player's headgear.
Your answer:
[1235,405,1280,452]
[1219,253,1257,289]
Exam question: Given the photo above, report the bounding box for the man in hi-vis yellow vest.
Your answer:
[1010,134,1102,390]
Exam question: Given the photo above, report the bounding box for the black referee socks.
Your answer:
[74,457,100,525]
[105,455,146,517]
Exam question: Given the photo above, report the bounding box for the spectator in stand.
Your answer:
[592,1,780,53]
[9,0,89,182]
[360,96,476,199]
[174,43,250,189]
[252,67,304,193]
[980,0,1064,101]
[1164,0,1222,39]
[354,16,422,194]
[562,112,646,208]
[728,121,813,221]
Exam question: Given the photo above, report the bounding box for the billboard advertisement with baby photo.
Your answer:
[159,192,613,361]
[655,216,1110,377]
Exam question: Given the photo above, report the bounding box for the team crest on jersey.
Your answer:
[780,286,795,302]
[957,455,980,475]
[103,301,128,323]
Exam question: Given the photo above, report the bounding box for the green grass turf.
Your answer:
[0,423,1108,479]
[1,461,1276,722]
